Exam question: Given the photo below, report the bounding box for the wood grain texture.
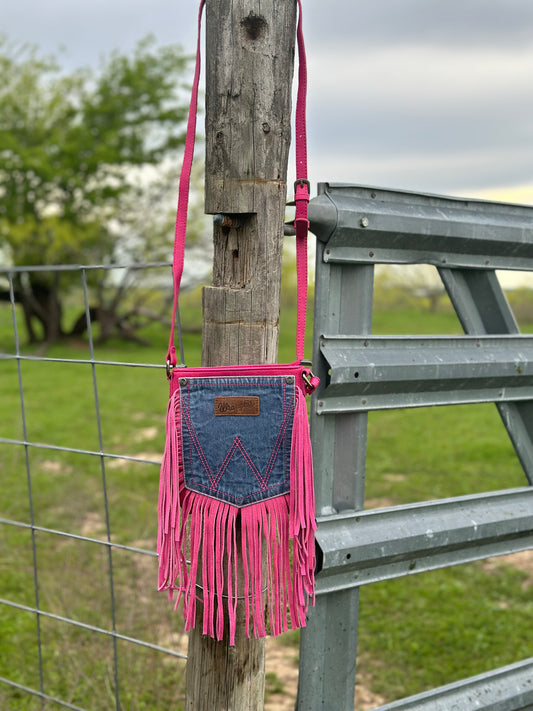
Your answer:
[186,1,297,709]
[204,0,296,215]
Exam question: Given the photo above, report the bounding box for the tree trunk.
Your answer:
[185,1,297,708]
[19,274,64,344]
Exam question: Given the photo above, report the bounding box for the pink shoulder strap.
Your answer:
[167,0,309,369]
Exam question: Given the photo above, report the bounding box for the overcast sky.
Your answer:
[3,0,533,203]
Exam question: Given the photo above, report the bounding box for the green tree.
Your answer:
[0,35,193,344]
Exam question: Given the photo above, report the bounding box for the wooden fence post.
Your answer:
[185,0,298,708]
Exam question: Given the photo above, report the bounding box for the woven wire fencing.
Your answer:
[0,263,189,711]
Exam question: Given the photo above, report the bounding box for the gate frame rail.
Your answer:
[296,183,533,711]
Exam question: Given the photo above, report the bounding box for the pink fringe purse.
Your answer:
[157,0,317,646]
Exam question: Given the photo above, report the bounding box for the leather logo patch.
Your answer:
[214,396,260,416]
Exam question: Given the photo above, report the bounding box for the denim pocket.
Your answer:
[179,376,296,506]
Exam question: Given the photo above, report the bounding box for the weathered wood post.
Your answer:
[185,0,298,708]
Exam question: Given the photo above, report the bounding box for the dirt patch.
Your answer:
[265,639,298,711]
[158,629,189,659]
[80,511,106,537]
[40,459,73,475]
[484,549,533,588]
[365,497,396,510]
[134,426,159,442]
[265,638,385,710]
[355,671,386,710]
[384,473,406,483]
[107,451,161,468]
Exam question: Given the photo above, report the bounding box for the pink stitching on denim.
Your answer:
[179,377,296,502]
[186,386,195,484]
[183,404,284,494]
[187,480,290,504]
[187,424,293,499]
[213,437,244,488]
[181,391,215,486]
[185,380,284,387]
[214,438,239,480]
[233,437,268,490]
[263,389,295,483]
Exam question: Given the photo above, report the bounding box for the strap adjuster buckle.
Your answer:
[166,359,174,380]
[294,178,310,194]
[302,368,319,394]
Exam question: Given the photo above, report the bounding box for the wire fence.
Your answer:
[0,263,188,711]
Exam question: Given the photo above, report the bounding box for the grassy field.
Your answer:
[0,282,532,709]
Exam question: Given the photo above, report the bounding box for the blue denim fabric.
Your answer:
[179,376,296,506]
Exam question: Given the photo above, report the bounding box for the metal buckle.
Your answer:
[302,371,313,388]
[294,178,311,194]
[166,359,173,380]
[301,364,318,392]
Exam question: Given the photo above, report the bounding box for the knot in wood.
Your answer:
[241,12,267,41]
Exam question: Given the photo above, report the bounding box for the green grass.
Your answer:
[0,287,532,709]
[358,562,532,701]
[0,297,188,710]
[365,404,526,505]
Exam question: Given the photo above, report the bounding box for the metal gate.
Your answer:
[297,183,533,710]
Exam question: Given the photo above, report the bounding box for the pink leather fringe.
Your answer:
[157,386,316,646]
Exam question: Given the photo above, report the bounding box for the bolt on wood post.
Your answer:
[185,0,298,709]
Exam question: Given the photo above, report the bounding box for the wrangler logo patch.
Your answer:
[214,396,260,416]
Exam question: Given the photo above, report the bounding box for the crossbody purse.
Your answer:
[157,0,317,645]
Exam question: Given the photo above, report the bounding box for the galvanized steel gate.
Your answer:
[296,184,533,710]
